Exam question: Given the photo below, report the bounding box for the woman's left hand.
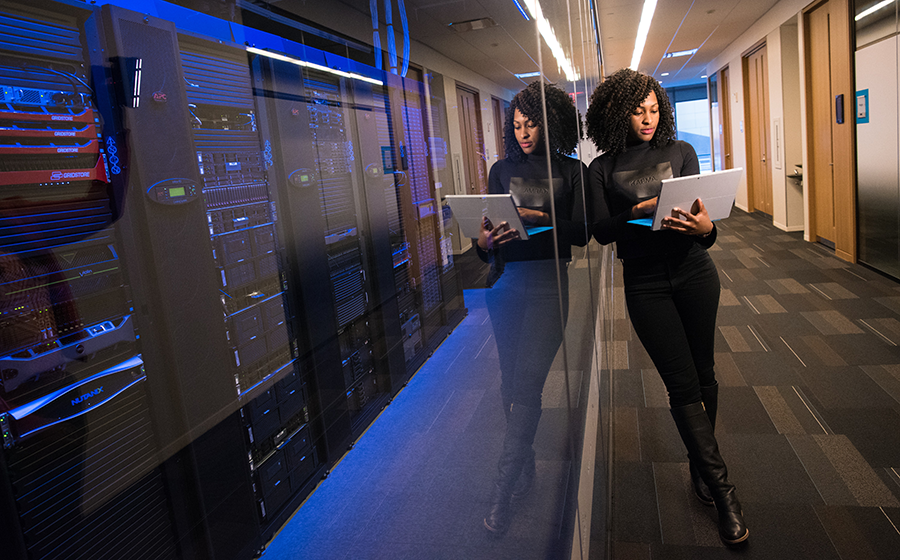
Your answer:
[517,207,551,226]
[661,197,714,236]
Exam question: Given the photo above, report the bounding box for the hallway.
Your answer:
[606,210,900,559]
[259,210,900,559]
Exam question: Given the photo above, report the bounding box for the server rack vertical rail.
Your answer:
[0,2,176,559]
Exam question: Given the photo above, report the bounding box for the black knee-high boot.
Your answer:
[485,404,542,534]
[500,393,536,500]
[512,445,535,499]
[671,402,749,545]
[689,382,718,506]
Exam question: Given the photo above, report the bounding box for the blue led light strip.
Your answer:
[512,0,531,20]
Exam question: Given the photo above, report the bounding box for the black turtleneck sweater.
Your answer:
[588,140,716,260]
[481,152,588,262]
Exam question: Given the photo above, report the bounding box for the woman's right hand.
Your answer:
[631,197,658,220]
[477,216,520,250]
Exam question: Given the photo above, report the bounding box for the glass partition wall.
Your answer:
[0,1,611,559]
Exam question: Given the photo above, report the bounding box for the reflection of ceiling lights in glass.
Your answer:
[512,0,530,21]
[630,0,658,70]
[521,0,580,81]
[246,47,384,86]
[515,71,542,79]
[664,48,698,58]
[856,0,893,21]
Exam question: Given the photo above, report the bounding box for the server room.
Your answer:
[0,0,606,558]
[3,0,900,559]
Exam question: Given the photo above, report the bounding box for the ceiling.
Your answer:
[272,0,784,92]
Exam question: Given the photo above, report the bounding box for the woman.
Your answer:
[477,81,586,534]
[585,68,749,545]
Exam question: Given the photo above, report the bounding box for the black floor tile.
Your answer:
[822,408,900,467]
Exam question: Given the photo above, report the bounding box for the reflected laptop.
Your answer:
[445,194,553,240]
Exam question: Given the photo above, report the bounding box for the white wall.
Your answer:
[780,21,805,230]
[706,0,811,231]
[764,22,804,232]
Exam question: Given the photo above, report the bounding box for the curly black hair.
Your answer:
[584,68,676,155]
[503,81,581,162]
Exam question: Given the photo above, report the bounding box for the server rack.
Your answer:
[95,7,265,559]
[177,34,320,535]
[0,3,176,559]
[383,69,465,371]
[254,52,392,457]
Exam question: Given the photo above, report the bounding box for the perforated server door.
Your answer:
[0,3,175,560]
[98,6,265,559]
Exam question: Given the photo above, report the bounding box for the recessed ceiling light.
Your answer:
[701,75,708,78]
[661,72,669,76]
[448,18,497,32]
[514,71,542,79]
[664,48,698,58]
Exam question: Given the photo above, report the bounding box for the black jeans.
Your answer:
[486,259,569,410]
[623,246,720,408]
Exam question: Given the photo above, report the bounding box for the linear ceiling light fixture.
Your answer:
[246,46,384,86]
[630,0,658,70]
[856,0,893,21]
[515,71,542,79]
[521,0,580,81]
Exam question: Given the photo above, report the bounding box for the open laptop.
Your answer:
[627,167,744,231]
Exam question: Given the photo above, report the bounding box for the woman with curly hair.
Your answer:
[476,80,586,534]
[586,68,749,545]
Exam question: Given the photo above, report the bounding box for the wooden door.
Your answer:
[744,44,774,215]
[456,85,487,195]
[491,96,506,161]
[721,67,733,170]
[807,1,837,245]
[713,67,735,171]
[804,0,855,260]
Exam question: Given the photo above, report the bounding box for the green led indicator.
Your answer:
[169,186,186,197]
[300,175,309,182]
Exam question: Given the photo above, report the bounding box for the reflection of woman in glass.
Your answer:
[477,81,586,534]
[585,69,748,545]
